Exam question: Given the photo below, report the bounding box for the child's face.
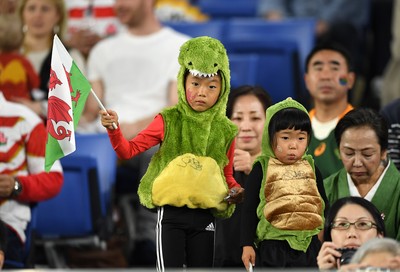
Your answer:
[185,73,221,112]
[273,128,308,164]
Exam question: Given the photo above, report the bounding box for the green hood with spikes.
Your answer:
[137,36,237,218]
[176,36,230,120]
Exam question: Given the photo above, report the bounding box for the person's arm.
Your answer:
[240,162,262,245]
[316,166,330,216]
[0,120,63,202]
[16,172,63,202]
[224,140,245,203]
[240,162,263,269]
[315,166,329,241]
[224,139,240,189]
[107,114,164,160]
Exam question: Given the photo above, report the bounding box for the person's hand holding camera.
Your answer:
[318,242,358,270]
[317,241,344,269]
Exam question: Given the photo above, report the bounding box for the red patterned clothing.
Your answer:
[0,92,63,242]
[0,52,40,101]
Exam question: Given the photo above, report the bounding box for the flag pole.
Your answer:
[90,89,118,129]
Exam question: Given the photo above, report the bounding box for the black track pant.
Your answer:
[156,205,215,271]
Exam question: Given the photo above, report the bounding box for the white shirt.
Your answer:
[87,27,190,123]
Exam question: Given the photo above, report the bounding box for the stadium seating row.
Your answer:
[165,18,316,104]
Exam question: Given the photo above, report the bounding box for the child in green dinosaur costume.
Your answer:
[100,36,244,270]
[240,98,328,269]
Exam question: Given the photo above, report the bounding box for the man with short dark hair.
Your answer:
[304,43,355,178]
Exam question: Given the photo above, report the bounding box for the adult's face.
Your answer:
[339,126,387,185]
[304,49,354,105]
[230,94,266,157]
[114,0,147,27]
[23,0,60,38]
[331,204,382,248]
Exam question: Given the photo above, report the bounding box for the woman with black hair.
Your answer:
[324,108,400,241]
[317,196,386,270]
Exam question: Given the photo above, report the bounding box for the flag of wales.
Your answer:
[45,35,91,172]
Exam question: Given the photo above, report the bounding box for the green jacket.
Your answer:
[324,161,400,241]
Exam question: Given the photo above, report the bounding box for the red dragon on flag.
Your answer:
[45,35,92,172]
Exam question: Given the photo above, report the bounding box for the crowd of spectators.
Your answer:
[0,0,399,270]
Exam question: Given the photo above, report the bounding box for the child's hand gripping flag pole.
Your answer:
[44,34,116,172]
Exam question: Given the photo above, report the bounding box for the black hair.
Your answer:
[226,85,272,118]
[323,196,386,242]
[268,107,311,147]
[334,108,388,151]
[305,42,354,73]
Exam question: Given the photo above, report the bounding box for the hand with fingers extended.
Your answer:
[100,109,119,130]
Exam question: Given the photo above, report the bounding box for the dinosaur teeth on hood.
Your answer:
[189,69,218,78]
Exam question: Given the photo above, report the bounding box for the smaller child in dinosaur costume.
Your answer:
[240,98,329,269]
[100,36,244,270]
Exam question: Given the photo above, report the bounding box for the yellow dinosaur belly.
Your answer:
[152,153,229,211]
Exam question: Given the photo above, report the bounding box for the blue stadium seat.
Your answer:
[229,53,259,89]
[72,133,117,216]
[197,0,257,19]
[225,18,316,103]
[33,155,104,267]
[165,20,226,42]
[227,40,300,103]
[226,18,316,72]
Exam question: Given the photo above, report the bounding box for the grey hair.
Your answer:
[351,237,400,264]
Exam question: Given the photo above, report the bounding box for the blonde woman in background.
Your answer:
[14,0,84,119]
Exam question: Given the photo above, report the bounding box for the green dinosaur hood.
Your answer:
[259,97,310,160]
[176,36,230,120]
